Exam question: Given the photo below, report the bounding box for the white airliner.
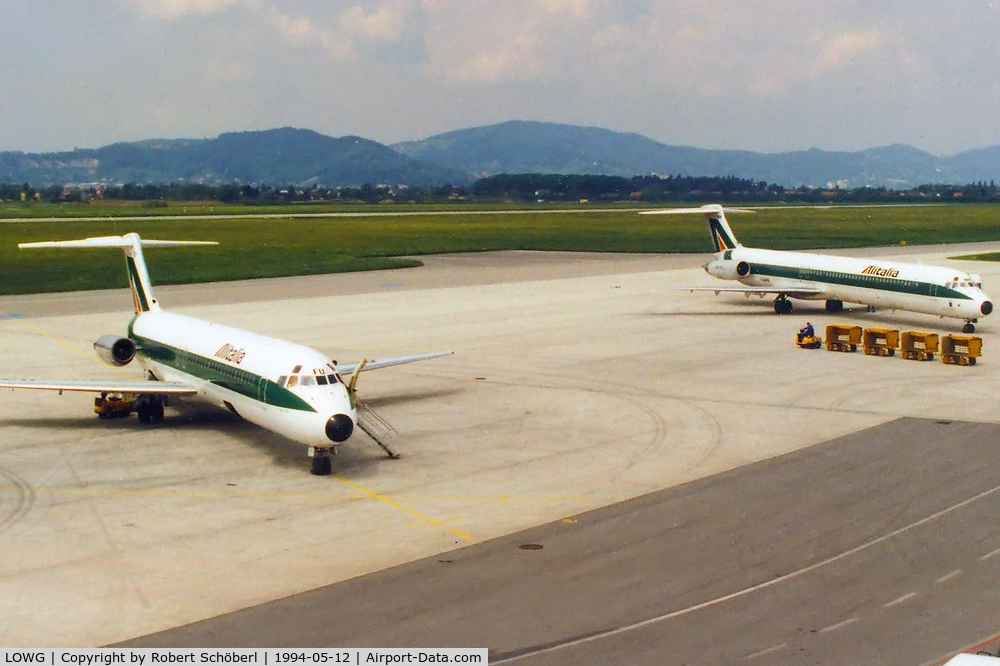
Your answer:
[0,233,451,475]
[645,205,993,332]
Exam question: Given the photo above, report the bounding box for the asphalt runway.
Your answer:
[120,417,1000,665]
[2,243,1000,661]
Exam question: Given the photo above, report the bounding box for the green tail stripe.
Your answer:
[710,218,737,251]
[126,256,150,312]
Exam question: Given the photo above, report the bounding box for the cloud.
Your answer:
[452,36,545,84]
[814,29,888,73]
[126,0,253,19]
[340,2,410,42]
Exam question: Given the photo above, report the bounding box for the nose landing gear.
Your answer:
[310,447,334,476]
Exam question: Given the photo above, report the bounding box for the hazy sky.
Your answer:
[3,1,1000,155]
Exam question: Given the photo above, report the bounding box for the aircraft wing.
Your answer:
[0,378,197,394]
[334,351,453,375]
[681,285,826,299]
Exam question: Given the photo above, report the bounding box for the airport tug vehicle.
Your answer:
[795,332,822,349]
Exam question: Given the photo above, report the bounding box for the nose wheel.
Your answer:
[963,322,976,334]
[310,449,333,476]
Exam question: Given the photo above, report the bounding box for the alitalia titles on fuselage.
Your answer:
[861,265,900,279]
[215,343,247,364]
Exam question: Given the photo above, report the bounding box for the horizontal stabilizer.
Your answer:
[639,205,755,216]
[19,236,217,249]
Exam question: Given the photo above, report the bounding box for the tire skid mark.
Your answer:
[0,464,34,534]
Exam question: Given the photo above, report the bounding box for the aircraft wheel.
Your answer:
[152,401,164,422]
[311,454,333,476]
[136,403,151,423]
[963,322,976,334]
[774,298,792,314]
[825,299,844,312]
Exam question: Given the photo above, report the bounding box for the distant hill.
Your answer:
[393,120,1000,188]
[0,128,461,187]
[4,122,1000,189]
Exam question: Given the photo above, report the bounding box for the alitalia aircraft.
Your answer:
[0,233,451,475]
[645,205,993,332]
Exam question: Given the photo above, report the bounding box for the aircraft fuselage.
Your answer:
[706,247,994,321]
[129,310,356,448]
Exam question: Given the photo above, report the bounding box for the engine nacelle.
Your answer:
[704,258,752,280]
[94,334,136,367]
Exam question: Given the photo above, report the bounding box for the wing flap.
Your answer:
[0,379,197,394]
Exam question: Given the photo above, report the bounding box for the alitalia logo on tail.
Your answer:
[709,218,737,252]
[861,265,900,279]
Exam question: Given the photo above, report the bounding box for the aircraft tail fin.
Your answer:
[19,234,217,314]
[640,204,751,252]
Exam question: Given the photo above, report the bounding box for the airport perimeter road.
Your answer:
[120,417,1000,666]
[1,246,999,649]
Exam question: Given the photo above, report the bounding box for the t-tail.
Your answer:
[19,233,217,314]
[639,204,749,252]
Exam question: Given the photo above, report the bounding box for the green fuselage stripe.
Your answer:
[748,262,971,300]
[129,331,315,412]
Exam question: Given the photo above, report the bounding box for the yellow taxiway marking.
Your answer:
[3,314,131,377]
[334,474,476,542]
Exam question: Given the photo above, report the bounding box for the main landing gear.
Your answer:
[825,299,844,313]
[136,395,165,423]
[773,295,793,314]
[94,392,165,422]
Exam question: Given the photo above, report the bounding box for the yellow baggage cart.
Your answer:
[900,331,939,361]
[825,324,862,352]
[941,334,982,366]
[862,327,899,357]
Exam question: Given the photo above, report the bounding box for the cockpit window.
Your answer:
[316,375,329,385]
[300,376,316,386]
[286,375,298,387]
[277,375,287,387]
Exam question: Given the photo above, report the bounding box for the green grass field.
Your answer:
[1,203,999,296]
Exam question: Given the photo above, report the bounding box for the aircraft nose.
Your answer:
[325,413,355,442]
[982,300,993,316]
